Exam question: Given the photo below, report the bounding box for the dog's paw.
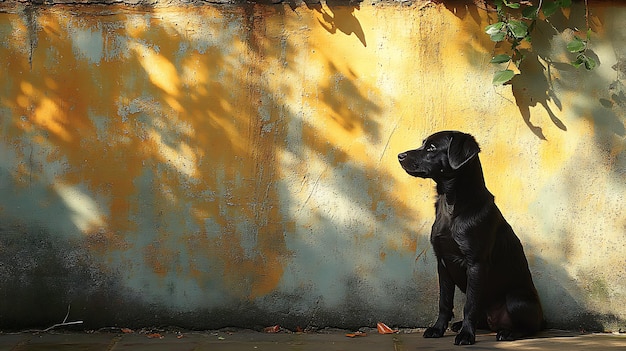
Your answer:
[450,321,463,332]
[423,326,446,338]
[454,328,476,345]
[496,329,515,341]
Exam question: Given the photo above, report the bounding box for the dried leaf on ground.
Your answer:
[264,325,280,333]
[345,331,367,338]
[376,322,397,334]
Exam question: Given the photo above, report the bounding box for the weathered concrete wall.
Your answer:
[0,0,624,331]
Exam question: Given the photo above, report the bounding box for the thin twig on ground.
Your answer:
[40,305,84,332]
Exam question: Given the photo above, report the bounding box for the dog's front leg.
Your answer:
[424,259,455,338]
[455,262,487,345]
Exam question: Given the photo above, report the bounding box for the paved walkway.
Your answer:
[2,329,626,350]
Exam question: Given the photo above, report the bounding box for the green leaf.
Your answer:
[567,37,586,53]
[542,1,561,17]
[490,54,512,63]
[571,54,597,70]
[571,57,584,69]
[492,69,516,85]
[584,56,597,70]
[494,0,504,12]
[560,0,572,7]
[504,0,521,9]
[486,23,507,42]
[522,6,539,20]
[485,22,504,35]
[490,32,507,42]
[508,20,529,39]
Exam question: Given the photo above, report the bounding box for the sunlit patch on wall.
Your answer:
[53,182,105,233]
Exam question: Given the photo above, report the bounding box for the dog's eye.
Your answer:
[426,144,436,152]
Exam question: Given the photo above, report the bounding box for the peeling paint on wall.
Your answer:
[0,1,625,330]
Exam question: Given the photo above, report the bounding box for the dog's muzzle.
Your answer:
[398,152,408,163]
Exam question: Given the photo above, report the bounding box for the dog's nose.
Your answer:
[398,152,407,162]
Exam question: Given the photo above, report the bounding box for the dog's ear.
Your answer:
[447,133,480,170]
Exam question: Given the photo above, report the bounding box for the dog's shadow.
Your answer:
[528,252,620,331]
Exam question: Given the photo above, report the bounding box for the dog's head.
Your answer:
[397,131,480,179]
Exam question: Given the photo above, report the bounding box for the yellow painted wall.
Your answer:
[0,1,624,330]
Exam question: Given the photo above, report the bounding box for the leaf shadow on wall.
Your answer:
[434,1,566,139]
[509,7,624,143]
[522,8,625,165]
[506,9,589,141]
[509,52,567,141]
[441,2,625,143]
[252,28,432,330]
[305,0,367,47]
[0,4,297,326]
[0,3,429,330]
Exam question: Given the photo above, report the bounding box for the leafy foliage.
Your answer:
[486,0,596,85]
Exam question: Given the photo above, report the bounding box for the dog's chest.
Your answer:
[432,196,455,237]
[431,197,466,265]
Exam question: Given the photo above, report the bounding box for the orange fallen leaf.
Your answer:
[345,331,367,338]
[147,333,164,339]
[264,325,280,333]
[377,322,396,334]
[121,328,134,334]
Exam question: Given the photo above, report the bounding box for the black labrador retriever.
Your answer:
[397,131,544,345]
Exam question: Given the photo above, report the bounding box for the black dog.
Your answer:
[398,131,544,345]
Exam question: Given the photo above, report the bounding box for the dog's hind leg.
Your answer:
[495,290,543,341]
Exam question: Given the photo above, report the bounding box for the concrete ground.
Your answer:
[2,329,626,351]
